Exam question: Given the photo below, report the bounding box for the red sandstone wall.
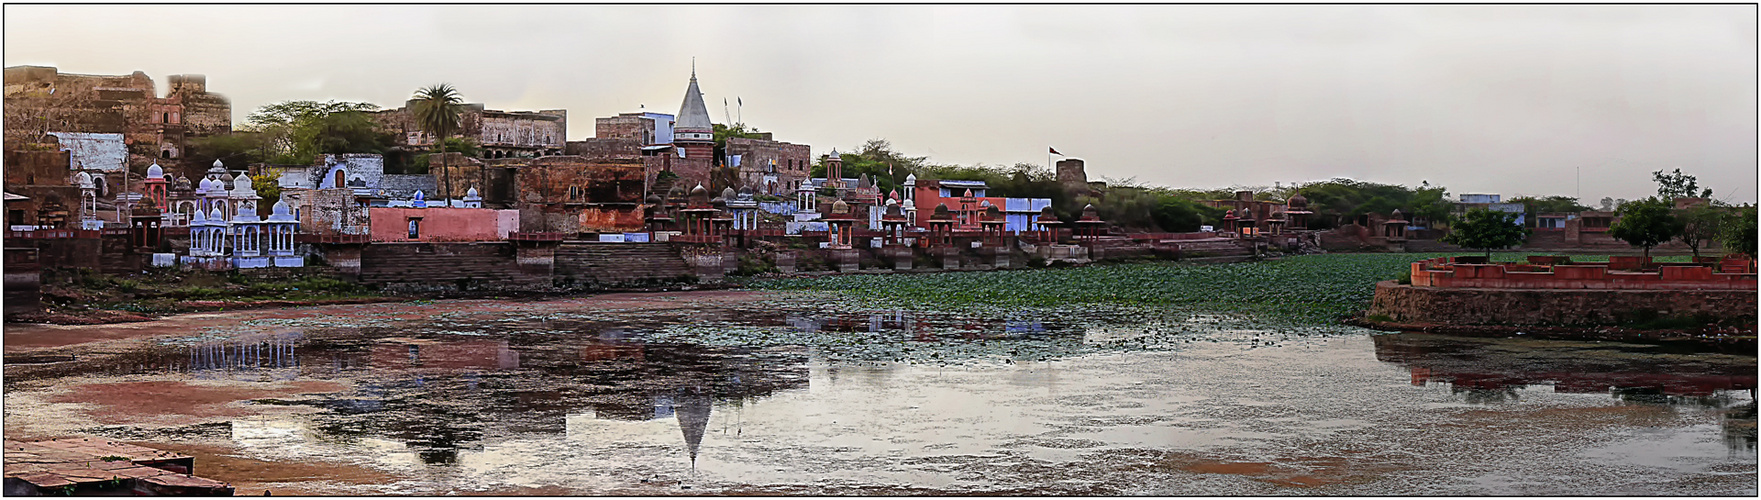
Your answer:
[1408,257,1757,290]
[369,208,503,243]
[1368,280,1757,327]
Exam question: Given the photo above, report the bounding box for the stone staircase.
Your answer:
[1168,237,1255,259]
[359,242,545,289]
[555,242,695,289]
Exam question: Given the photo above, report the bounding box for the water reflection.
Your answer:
[1373,332,1757,399]
[186,332,304,382]
[1374,332,1758,452]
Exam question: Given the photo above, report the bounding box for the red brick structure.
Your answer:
[1370,256,1757,328]
[1406,256,1756,290]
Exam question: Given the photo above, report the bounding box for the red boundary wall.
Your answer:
[1408,256,1756,291]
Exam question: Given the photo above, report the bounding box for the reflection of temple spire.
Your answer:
[675,387,712,468]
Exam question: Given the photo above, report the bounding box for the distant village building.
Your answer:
[1454,193,1525,226]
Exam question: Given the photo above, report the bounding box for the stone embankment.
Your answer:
[1367,280,1756,327]
[1364,255,1757,352]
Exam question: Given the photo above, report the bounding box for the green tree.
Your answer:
[1150,196,1220,232]
[1608,197,1683,260]
[1653,168,1712,200]
[412,83,465,200]
[251,174,282,209]
[185,132,273,172]
[1719,205,1757,259]
[290,110,393,161]
[1442,208,1529,257]
[1676,203,1723,258]
[243,100,382,162]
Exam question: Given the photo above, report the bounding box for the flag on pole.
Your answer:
[1049,147,1063,155]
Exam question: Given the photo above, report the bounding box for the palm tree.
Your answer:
[411,83,464,201]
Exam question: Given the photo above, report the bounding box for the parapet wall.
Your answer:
[1408,257,1757,291]
[1368,280,1757,327]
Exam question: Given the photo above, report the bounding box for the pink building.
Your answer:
[368,207,517,243]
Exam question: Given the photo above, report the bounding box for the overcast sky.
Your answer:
[6,5,1755,203]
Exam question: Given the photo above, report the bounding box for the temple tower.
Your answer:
[673,64,716,162]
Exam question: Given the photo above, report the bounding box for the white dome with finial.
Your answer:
[191,208,207,223]
[465,186,480,198]
[209,206,225,221]
[269,200,296,221]
[146,163,163,178]
[212,159,224,168]
[75,171,94,189]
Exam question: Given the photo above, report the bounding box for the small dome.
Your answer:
[691,183,708,196]
[886,197,898,206]
[933,203,952,219]
[1390,209,1403,219]
[1286,193,1308,207]
[831,199,849,214]
[1224,209,1236,218]
[191,209,207,223]
[413,190,425,201]
[146,163,163,178]
[209,206,225,221]
[737,185,753,196]
[174,175,192,190]
[645,193,664,205]
[272,200,291,215]
[212,159,224,168]
[962,189,974,198]
[75,171,94,189]
[979,200,992,207]
[904,173,916,183]
[902,198,916,210]
[721,187,736,199]
[465,186,480,198]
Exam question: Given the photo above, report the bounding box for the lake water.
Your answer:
[4,293,1754,495]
